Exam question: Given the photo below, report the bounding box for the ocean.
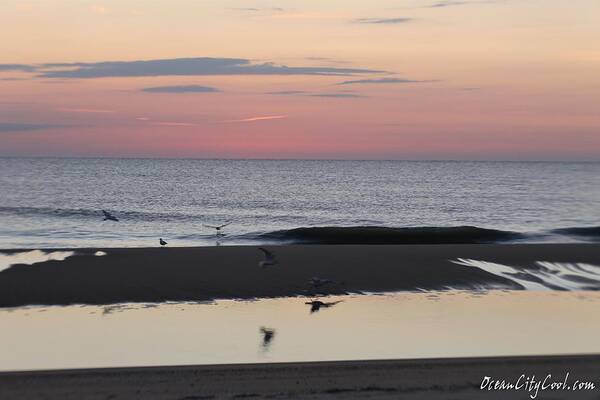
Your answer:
[1,158,599,248]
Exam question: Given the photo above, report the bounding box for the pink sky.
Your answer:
[0,0,599,160]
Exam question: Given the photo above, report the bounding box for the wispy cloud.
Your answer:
[266,90,308,95]
[0,122,61,133]
[141,85,220,93]
[424,0,502,8]
[28,57,383,79]
[308,93,365,98]
[353,17,413,24]
[266,91,364,98]
[229,7,285,12]
[225,115,288,123]
[426,1,469,7]
[0,64,37,72]
[152,121,198,127]
[57,107,115,113]
[337,77,434,85]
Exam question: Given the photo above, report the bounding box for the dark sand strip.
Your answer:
[2,355,600,399]
[1,244,599,307]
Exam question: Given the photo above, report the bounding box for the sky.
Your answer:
[0,0,599,160]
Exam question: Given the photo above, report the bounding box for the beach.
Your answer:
[1,243,599,307]
[3,355,600,399]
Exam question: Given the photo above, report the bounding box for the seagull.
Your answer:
[159,238,167,246]
[259,326,276,349]
[102,210,119,222]
[204,222,231,236]
[305,299,343,314]
[258,247,277,268]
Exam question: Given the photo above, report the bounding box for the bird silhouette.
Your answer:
[258,247,277,268]
[159,238,167,246]
[102,210,119,222]
[204,222,231,236]
[305,299,343,313]
[259,326,276,350]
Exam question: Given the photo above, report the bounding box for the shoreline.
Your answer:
[3,354,600,399]
[1,243,599,307]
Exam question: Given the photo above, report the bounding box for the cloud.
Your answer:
[426,1,468,7]
[266,90,308,95]
[57,108,115,113]
[225,115,288,123]
[0,123,60,133]
[229,7,285,12]
[141,85,220,93]
[424,0,502,8]
[266,91,364,98]
[0,64,37,72]
[152,121,198,127]
[34,57,383,79]
[308,93,365,98]
[266,90,364,98]
[337,77,433,85]
[353,17,413,24]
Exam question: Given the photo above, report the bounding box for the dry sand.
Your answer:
[2,355,600,399]
[1,244,599,307]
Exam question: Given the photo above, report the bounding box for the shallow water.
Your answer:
[2,291,600,371]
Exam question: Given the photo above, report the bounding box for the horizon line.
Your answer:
[0,155,599,163]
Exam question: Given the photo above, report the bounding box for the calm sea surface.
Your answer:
[1,158,599,248]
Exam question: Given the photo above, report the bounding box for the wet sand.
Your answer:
[1,244,599,307]
[2,355,600,399]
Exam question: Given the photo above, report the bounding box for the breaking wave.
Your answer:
[255,226,525,244]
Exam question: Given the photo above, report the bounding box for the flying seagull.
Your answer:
[159,238,168,246]
[102,210,119,222]
[305,299,343,314]
[258,247,277,268]
[204,222,231,236]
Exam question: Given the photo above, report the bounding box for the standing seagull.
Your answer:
[258,247,277,268]
[102,210,119,222]
[159,238,168,247]
[204,222,231,236]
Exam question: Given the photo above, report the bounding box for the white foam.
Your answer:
[452,258,600,291]
[0,250,75,273]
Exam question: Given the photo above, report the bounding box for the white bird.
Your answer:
[258,247,277,268]
[204,222,231,236]
[102,210,119,222]
[159,238,167,246]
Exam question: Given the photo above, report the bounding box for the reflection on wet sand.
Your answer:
[260,326,276,351]
[2,291,600,371]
